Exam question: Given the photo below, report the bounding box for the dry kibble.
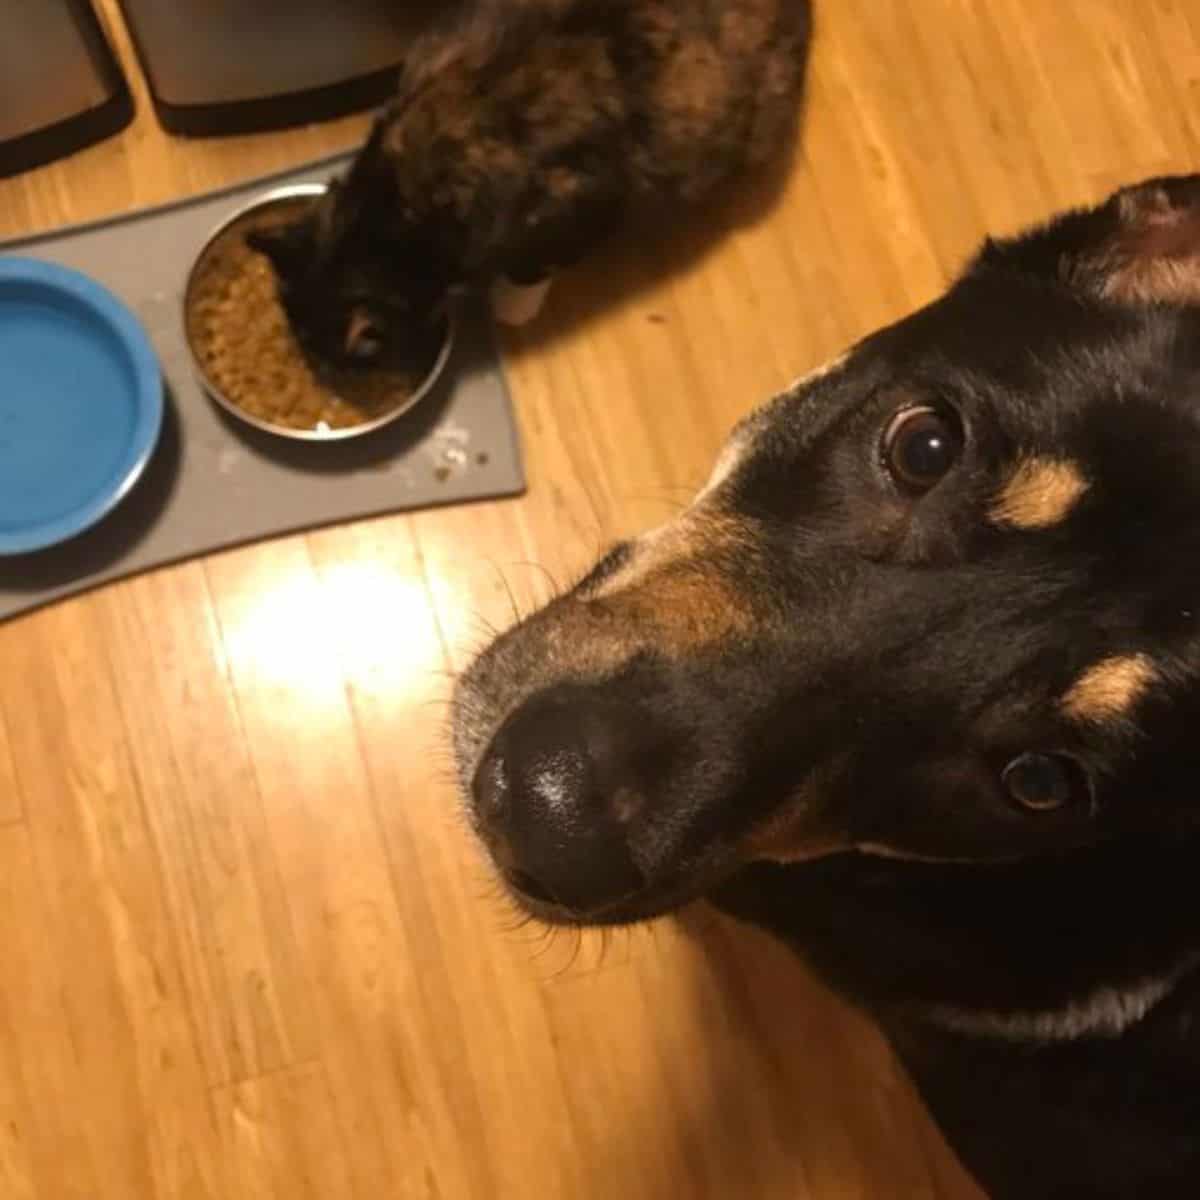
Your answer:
[186,197,444,434]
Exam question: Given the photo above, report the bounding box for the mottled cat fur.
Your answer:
[249,0,811,363]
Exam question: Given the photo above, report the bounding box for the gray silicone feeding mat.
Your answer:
[0,151,525,622]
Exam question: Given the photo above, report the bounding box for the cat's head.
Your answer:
[246,150,449,368]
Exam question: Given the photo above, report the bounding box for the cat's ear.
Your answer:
[245,220,313,277]
[358,117,387,161]
[338,120,391,213]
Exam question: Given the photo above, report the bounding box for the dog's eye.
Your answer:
[1002,753,1090,813]
[883,406,964,494]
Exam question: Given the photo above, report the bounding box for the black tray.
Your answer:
[117,0,436,136]
[0,0,133,177]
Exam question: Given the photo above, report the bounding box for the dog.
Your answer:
[451,174,1200,1198]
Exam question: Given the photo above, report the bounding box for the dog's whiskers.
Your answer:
[513,559,564,604]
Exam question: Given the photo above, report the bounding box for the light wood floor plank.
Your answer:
[216,1063,354,1200]
[95,567,317,1087]
[0,706,22,825]
[0,609,223,1199]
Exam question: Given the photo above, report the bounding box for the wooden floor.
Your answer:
[1,1,1196,1195]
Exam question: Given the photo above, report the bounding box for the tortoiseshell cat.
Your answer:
[249,0,811,364]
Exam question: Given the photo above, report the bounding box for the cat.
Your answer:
[248,0,811,365]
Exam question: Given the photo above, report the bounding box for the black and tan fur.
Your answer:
[452,175,1200,1198]
[247,0,810,363]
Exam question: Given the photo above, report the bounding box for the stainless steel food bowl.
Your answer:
[182,183,454,442]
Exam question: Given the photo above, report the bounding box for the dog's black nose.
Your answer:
[471,687,650,915]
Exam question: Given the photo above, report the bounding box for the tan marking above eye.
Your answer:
[1061,654,1159,725]
[989,458,1090,530]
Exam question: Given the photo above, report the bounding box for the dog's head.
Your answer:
[452,175,1200,925]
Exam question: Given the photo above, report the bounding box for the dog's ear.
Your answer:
[983,175,1200,307]
[1080,177,1200,305]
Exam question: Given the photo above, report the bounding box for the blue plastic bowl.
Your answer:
[0,256,163,555]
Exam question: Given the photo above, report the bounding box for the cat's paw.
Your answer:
[490,276,553,327]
